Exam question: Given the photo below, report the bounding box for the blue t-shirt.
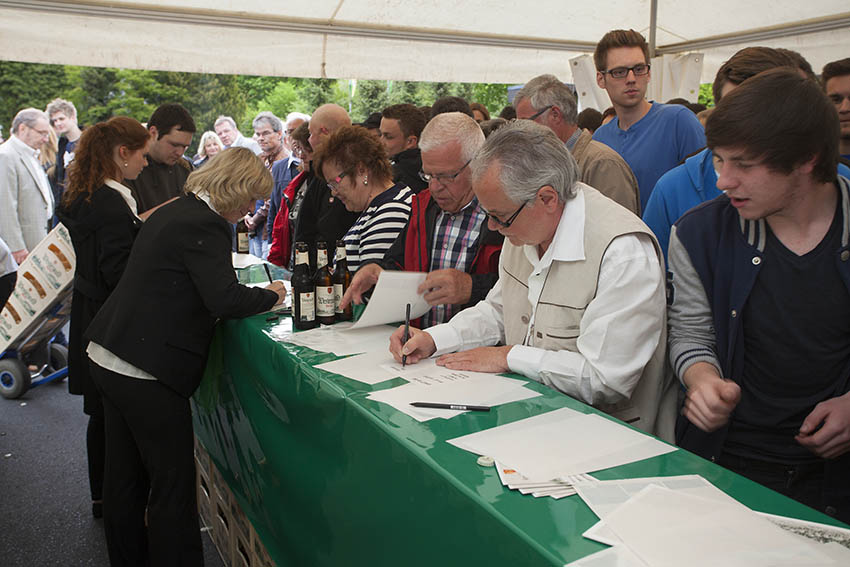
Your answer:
[593,102,706,211]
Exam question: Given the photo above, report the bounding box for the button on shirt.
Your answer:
[427,189,666,406]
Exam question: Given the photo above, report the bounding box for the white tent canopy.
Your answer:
[1,1,847,87]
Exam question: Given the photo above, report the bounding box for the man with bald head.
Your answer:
[342,112,502,327]
[295,104,359,262]
[515,74,640,214]
[0,108,54,263]
[389,120,674,439]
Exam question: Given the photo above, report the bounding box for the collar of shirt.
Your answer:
[194,190,220,215]
[9,134,40,160]
[522,185,586,273]
[440,196,479,220]
[564,128,582,151]
[104,178,140,219]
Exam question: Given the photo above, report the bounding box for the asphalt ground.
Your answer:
[0,376,224,566]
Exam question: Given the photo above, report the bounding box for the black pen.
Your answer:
[411,402,491,412]
[263,263,273,284]
[402,303,411,368]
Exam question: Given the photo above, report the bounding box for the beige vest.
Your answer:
[501,185,676,441]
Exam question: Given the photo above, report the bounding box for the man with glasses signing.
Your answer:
[341,112,503,328]
[592,29,705,211]
[390,121,676,440]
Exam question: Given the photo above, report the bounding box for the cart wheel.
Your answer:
[0,358,31,399]
[48,343,69,380]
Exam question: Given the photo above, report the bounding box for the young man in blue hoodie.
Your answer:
[644,48,850,260]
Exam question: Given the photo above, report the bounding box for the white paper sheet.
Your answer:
[564,545,648,567]
[270,323,395,356]
[232,252,266,268]
[348,271,430,329]
[366,370,540,421]
[313,350,402,385]
[448,409,675,482]
[604,485,836,567]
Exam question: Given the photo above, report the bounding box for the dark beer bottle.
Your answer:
[292,242,317,330]
[314,242,336,325]
[235,219,250,254]
[333,240,352,322]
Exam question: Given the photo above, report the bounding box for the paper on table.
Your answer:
[367,370,540,421]
[232,252,266,269]
[604,485,836,567]
[314,350,402,385]
[270,323,395,356]
[449,407,584,454]
[449,410,675,482]
[348,271,430,329]
[563,545,648,567]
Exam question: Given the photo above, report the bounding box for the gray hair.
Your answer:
[419,112,485,163]
[514,74,578,125]
[12,108,48,134]
[285,112,311,127]
[252,111,283,133]
[214,115,238,130]
[470,120,579,204]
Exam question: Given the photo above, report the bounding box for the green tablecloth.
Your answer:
[192,268,847,565]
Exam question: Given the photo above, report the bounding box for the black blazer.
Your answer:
[57,184,141,403]
[86,193,277,398]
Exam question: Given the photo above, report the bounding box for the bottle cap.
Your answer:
[477,455,495,467]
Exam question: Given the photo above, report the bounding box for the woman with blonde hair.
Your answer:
[84,147,286,565]
[192,130,224,168]
[56,115,150,519]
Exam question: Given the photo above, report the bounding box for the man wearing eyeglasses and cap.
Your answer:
[341,112,503,327]
[389,120,675,440]
[592,29,705,211]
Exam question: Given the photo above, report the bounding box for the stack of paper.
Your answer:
[365,359,542,420]
[568,475,850,567]
[447,408,676,494]
[267,323,396,356]
[496,461,597,499]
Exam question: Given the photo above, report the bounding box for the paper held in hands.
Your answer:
[349,271,430,329]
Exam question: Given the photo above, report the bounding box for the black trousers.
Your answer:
[91,362,203,567]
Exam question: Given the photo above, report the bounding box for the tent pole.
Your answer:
[649,0,658,58]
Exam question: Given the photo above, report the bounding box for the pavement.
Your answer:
[0,375,225,566]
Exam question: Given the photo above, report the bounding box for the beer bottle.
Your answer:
[314,242,336,325]
[291,242,317,330]
[235,219,250,254]
[333,240,352,322]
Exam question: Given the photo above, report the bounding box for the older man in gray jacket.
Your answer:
[0,108,54,264]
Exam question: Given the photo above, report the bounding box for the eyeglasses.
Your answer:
[601,63,650,79]
[419,158,472,185]
[526,105,553,121]
[327,171,348,191]
[482,202,526,228]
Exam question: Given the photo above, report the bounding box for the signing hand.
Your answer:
[436,346,513,374]
[682,362,741,433]
[389,325,436,365]
[341,263,382,309]
[417,269,473,306]
[796,391,850,459]
[265,280,287,305]
[244,213,256,230]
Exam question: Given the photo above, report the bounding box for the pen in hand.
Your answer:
[402,303,411,368]
[263,263,274,284]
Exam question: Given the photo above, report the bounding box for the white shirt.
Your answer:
[427,189,666,406]
[9,135,53,217]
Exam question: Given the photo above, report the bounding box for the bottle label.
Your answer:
[237,233,250,253]
[336,246,346,261]
[317,249,328,269]
[334,283,344,313]
[295,250,309,266]
[316,286,335,317]
[298,292,315,321]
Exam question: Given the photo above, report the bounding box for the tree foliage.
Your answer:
[1,61,511,152]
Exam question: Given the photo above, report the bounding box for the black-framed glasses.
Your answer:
[601,63,650,79]
[482,202,526,228]
[419,158,472,185]
[526,105,553,121]
[327,171,348,191]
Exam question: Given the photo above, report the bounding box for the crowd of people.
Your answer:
[1,26,849,566]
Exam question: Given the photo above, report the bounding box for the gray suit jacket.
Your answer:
[0,137,54,252]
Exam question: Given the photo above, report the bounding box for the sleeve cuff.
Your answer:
[506,344,544,381]
[427,323,462,357]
